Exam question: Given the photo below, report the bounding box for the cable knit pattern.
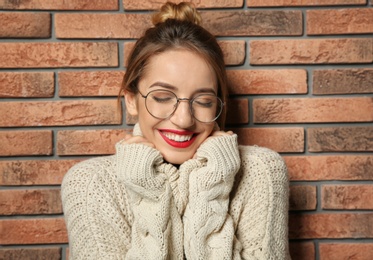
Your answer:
[183,134,240,259]
[61,123,290,260]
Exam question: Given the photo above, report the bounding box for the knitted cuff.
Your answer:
[115,142,165,190]
[196,134,240,177]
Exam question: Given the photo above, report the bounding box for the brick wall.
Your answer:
[0,0,372,259]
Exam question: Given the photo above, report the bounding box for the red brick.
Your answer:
[307,8,373,35]
[248,0,366,6]
[0,159,81,186]
[0,12,50,38]
[229,127,304,153]
[313,68,373,95]
[0,248,61,260]
[57,129,132,156]
[226,98,249,125]
[0,189,62,215]
[55,13,152,39]
[0,72,54,98]
[308,126,373,152]
[289,242,315,260]
[289,213,373,239]
[56,11,301,38]
[253,97,373,123]
[319,243,373,259]
[219,41,246,65]
[0,42,118,68]
[250,38,373,65]
[0,0,118,10]
[284,155,373,181]
[124,40,246,66]
[289,185,317,211]
[123,0,244,10]
[322,185,373,209]
[0,100,121,127]
[59,71,124,97]
[0,131,52,156]
[228,69,307,95]
[0,218,67,244]
[201,10,302,36]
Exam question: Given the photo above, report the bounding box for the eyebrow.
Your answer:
[149,81,217,95]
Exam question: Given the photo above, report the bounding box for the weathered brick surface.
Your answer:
[219,41,246,65]
[0,42,118,68]
[253,97,373,123]
[289,242,315,260]
[0,12,50,38]
[307,8,373,35]
[313,68,373,94]
[0,248,62,260]
[284,155,373,181]
[0,160,81,186]
[58,71,124,97]
[0,0,118,10]
[0,189,62,215]
[0,218,67,244]
[250,38,373,65]
[55,13,152,39]
[229,127,304,153]
[123,0,244,10]
[0,72,54,98]
[0,100,121,127]
[322,185,373,209]
[289,185,317,211]
[319,243,373,259]
[0,131,52,156]
[248,0,366,6]
[124,40,246,66]
[201,10,302,36]
[289,213,373,239]
[56,11,301,38]
[57,129,131,156]
[228,69,307,95]
[308,126,373,152]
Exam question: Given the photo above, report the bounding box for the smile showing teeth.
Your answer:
[163,132,193,142]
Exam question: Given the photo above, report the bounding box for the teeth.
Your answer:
[163,132,192,142]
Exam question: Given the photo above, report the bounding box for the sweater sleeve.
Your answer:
[183,134,241,259]
[230,146,291,259]
[115,142,184,259]
[61,157,133,259]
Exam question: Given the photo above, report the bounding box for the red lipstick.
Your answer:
[158,129,197,148]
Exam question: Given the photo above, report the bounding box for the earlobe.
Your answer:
[124,93,138,116]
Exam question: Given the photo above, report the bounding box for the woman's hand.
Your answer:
[192,130,234,159]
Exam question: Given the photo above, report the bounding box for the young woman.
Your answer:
[61,2,291,259]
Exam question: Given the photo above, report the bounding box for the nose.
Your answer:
[169,100,194,128]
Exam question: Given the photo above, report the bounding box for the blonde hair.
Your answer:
[152,2,201,26]
[120,2,228,128]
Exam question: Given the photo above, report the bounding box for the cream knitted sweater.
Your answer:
[61,124,290,259]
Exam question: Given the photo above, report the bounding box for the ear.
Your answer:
[124,92,138,116]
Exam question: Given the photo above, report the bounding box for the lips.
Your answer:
[158,129,197,148]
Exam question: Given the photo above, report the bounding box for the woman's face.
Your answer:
[126,49,218,164]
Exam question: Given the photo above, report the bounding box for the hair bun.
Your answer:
[152,2,201,26]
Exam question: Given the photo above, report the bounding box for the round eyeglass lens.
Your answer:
[192,94,223,122]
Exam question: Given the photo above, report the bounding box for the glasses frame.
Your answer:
[137,89,224,123]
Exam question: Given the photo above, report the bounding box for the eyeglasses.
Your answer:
[137,89,224,123]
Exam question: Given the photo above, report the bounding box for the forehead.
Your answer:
[140,49,217,92]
